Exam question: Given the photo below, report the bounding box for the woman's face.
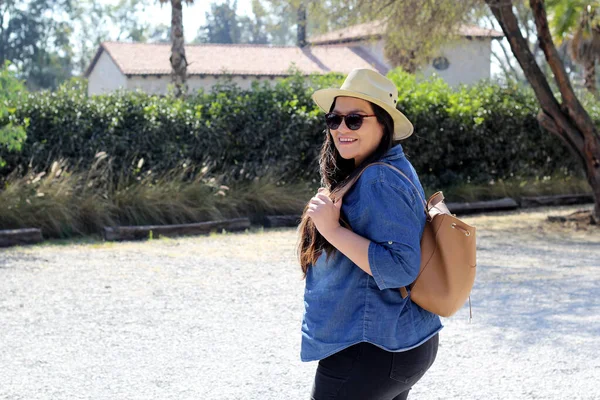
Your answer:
[329,96,384,166]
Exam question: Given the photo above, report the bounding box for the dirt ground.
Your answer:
[1,204,598,399]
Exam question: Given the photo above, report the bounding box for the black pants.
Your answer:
[310,334,439,400]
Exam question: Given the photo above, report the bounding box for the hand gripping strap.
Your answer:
[333,162,428,299]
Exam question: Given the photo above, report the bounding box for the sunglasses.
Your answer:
[324,112,377,130]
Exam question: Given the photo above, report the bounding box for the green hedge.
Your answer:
[1,69,588,188]
[0,61,28,168]
[387,71,588,188]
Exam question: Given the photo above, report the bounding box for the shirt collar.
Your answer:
[380,143,405,161]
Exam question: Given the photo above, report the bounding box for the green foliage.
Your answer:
[546,0,593,41]
[3,69,587,191]
[1,0,166,87]
[0,62,29,168]
[388,69,583,188]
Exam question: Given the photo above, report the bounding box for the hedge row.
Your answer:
[0,70,587,188]
[0,61,28,168]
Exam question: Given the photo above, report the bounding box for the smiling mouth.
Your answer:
[339,138,357,144]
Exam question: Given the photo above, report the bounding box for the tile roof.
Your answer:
[85,42,388,77]
[458,25,505,38]
[309,20,504,45]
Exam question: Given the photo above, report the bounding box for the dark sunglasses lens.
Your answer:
[325,113,342,129]
[345,114,363,130]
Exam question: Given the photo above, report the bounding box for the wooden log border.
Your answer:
[0,194,594,247]
[103,218,251,241]
[261,193,593,224]
[263,215,302,228]
[0,228,43,248]
[446,197,520,215]
[520,194,594,208]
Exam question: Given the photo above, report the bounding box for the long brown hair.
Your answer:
[297,98,397,277]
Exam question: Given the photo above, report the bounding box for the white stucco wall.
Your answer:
[352,37,492,86]
[87,51,128,96]
[87,37,492,96]
[353,39,389,69]
[420,39,492,85]
[126,75,280,95]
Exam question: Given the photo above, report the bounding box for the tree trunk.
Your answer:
[297,2,307,47]
[583,59,598,97]
[170,0,188,98]
[485,0,600,223]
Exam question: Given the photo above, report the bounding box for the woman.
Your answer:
[298,69,442,400]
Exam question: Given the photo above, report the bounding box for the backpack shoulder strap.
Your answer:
[368,162,428,214]
[333,162,431,218]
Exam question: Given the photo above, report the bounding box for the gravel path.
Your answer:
[1,205,599,400]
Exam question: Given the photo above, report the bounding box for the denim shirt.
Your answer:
[300,144,443,362]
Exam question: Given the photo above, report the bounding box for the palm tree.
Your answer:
[158,0,194,97]
[548,1,600,96]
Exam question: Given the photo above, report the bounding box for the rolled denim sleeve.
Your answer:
[359,179,425,291]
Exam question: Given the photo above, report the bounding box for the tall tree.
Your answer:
[257,0,354,45]
[197,1,243,43]
[297,1,307,47]
[158,0,194,98]
[547,1,600,96]
[255,0,297,45]
[481,2,579,85]
[1,0,179,87]
[145,24,172,43]
[71,0,152,76]
[487,0,600,222]
[195,1,268,44]
[479,3,534,83]
[0,0,75,90]
[239,5,269,44]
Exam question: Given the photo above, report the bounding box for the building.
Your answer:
[85,22,502,96]
[85,42,387,96]
[309,20,504,86]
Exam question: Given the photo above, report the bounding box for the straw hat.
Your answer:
[312,68,414,140]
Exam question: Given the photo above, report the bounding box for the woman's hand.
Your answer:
[306,188,373,275]
[306,188,343,238]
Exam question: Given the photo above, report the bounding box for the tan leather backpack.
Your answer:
[338,162,477,318]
